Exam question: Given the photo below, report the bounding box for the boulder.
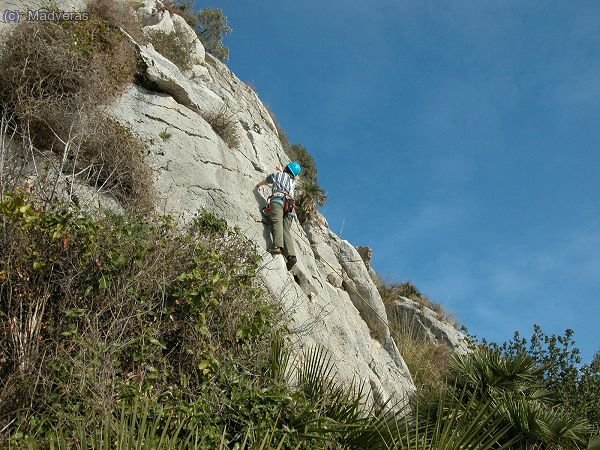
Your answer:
[142,9,174,34]
[386,297,471,354]
[133,0,164,27]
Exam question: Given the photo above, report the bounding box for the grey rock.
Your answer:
[109,45,417,406]
[355,245,379,284]
[0,0,418,408]
[386,297,471,354]
[133,0,163,27]
[356,246,373,267]
[144,11,174,34]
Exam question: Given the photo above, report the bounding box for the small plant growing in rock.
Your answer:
[202,101,240,149]
[159,128,172,142]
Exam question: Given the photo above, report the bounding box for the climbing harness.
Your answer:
[262,192,296,218]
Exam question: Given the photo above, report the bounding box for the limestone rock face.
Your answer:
[142,9,175,34]
[0,0,417,407]
[114,6,416,404]
[386,297,471,354]
[356,245,380,284]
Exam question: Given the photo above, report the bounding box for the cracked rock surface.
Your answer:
[115,9,416,405]
[4,0,418,407]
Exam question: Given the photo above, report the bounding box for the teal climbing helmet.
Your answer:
[286,161,302,177]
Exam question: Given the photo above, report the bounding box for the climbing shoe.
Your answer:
[286,255,297,271]
[268,247,282,255]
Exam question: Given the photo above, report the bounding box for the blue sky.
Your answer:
[203,0,600,362]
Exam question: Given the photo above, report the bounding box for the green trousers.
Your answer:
[268,202,296,257]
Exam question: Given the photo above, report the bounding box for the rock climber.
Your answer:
[255,161,302,271]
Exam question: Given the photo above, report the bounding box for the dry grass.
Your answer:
[79,115,154,211]
[0,2,155,211]
[203,101,240,149]
[88,0,147,44]
[0,18,137,117]
[263,103,290,148]
[390,316,453,397]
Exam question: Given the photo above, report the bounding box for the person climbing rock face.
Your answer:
[255,161,302,271]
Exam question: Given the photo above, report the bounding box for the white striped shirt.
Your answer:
[267,171,295,198]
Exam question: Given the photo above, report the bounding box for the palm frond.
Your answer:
[587,434,600,450]
[396,385,519,450]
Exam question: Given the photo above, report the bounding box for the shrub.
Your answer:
[0,19,136,123]
[0,194,284,446]
[0,4,154,211]
[202,101,240,149]
[444,347,594,449]
[295,178,327,224]
[87,0,147,44]
[195,8,232,62]
[78,115,154,211]
[157,3,231,62]
[146,29,195,72]
[488,325,600,431]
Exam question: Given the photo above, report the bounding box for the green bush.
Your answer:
[159,2,231,62]
[0,193,283,446]
[146,29,196,72]
[487,325,600,432]
[196,8,232,62]
[441,347,595,449]
[2,194,597,448]
[295,178,327,224]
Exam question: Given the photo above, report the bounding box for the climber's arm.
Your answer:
[255,178,269,190]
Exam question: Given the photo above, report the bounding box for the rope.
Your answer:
[288,222,454,382]
[259,191,449,385]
